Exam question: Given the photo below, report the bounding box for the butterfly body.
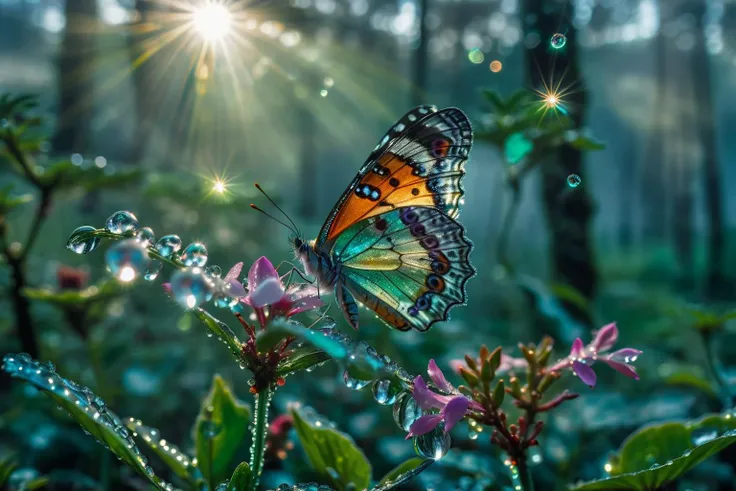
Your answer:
[292,105,475,332]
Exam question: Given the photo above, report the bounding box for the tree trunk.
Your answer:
[618,132,636,251]
[692,0,727,297]
[127,0,153,164]
[522,0,596,323]
[51,0,98,154]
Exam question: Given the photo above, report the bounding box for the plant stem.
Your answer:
[496,176,522,273]
[248,384,273,491]
[516,457,535,491]
[701,331,734,408]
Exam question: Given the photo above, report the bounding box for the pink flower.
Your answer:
[548,322,642,388]
[237,257,324,327]
[406,360,481,439]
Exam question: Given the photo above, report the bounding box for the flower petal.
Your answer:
[224,262,244,282]
[226,279,247,298]
[288,296,325,315]
[428,359,454,393]
[609,348,642,362]
[412,376,451,411]
[591,323,618,353]
[449,359,467,374]
[570,338,584,358]
[249,277,285,308]
[248,256,281,290]
[602,357,640,380]
[405,414,443,439]
[498,354,528,373]
[441,396,469,433]
[572,360,597,387]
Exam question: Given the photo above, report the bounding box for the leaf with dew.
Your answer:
[193,375,251,487]
[291,406,371,491]
[570,413,736,490]
[191,308,248,367]
[1,353,175,491]
[225,461,252,491]
[374,457,433,490]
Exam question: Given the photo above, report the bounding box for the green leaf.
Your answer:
[40,159,144,191]
[1,353,173,490]
[491,380,505,407]
[277,349,331,377]
[291,406,371,491]
[126,419,198,484]
[194,375,251,486]
[0,456,17,487]
[375,457,433,490]
[570,414,736,490]
[226,462,252,491]
[504,90,534,112]
[0,185,33,213]
[481,89,505,111]
[567,134,606,151]
[257,319,348,359]
[191,308,248,367]
[663,372,718,400]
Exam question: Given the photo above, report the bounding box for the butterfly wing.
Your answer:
[316,106,473,250]
[332,206,474,332]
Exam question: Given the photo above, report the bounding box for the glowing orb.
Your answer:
[118,266,136,282]
[489,60,502,72]
[213,179,226,193]
[550,33,566,49]
[192,2,232,42]
[544,94,559,107]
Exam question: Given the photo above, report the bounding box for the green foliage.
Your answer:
[39,159,144,192]
[226,462,253,491]
[1,354,174,490]
[571,414,736,490]
[194,375,252,486]
[376,457,433,490]
[0,185,33,214]
[23,278,122,307]
[663,371,718,400]
[291,406,372,491]
[126,419,199,485]
[257,318,348,358]
[0,456,17,487]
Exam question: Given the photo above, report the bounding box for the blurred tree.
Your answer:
[51,0,99,153]
[521,0,596,324]
[618,128,636,252]
[640,0,670,244]
[692,0,727,297]
[127,0,154,164]
[411,0,429,107]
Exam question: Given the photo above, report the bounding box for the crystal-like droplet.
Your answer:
[155,235,182,257]
[66,225,101,254]
[170,268,214,309]
[550,33,566,49]
[105,211,140,234]
[342,370,371,390]
[372,379,400,405]
[105,239,150,282]
[205,265,222,277]
[566,173,581,188]
[393,392,424,431]
[144,260,163,281]
[413,424,451,460]
[135,227,155,248]
[181,243,208,267]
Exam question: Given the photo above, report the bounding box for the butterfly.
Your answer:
[286,105,475,332]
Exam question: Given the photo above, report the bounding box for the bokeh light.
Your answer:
[489,60,503,72]
[468,48,484,64]
[192,2,233,42]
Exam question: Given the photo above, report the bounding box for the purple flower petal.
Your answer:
[591,323,618,353]
[405,414,443,439]
[428,359,454,393]
[441,396,469,433]
[248,257,281,291]
[412,376,452,411]
[602,357,639,380]
[572,360,597,387]
[226,280,247,298]
[288,296,325,315]
[249,277,285,308]
[570,338,584,358]
[224,262,244,283]
[608,348,642,361]
[162,283,172,296]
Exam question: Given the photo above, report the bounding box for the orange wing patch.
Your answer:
[327,152,435,241]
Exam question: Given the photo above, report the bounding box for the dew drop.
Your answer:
[691,427,719,446]
[181,243,208,267]
[414,424,451,460]
[155,235,182,257]
[105,211,140,234]
[566,174,581,188]
[135,227,155,248]
[372,379,400,405]
[105,239,150,283]
[550,33,566,49]
[393,392,423,431]
[342,370,371,390]
[66,226,101,254]
[144,260,163,281]
[170,268,215,309]
[205,265,222,278]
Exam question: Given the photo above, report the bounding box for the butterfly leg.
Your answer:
[335,280,360,330]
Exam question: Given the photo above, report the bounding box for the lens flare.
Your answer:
[192,2,232,42]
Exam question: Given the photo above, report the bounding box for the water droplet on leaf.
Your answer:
[155,235,182,257]
[372,379,400,405]
[566,174,581,188]
[170,268,214,309]
[105,239,150,282]
[136,227,155,248]
[105,211,140,234]
[393,392,423,431]
[550,33,566,49]
[342,370,371,390]
[414,424,451,459]
[66,226,101,254]
[144,260,163,281]
[205,265,222,277]
[181,243,208,267]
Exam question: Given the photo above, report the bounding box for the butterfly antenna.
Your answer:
[254,183,301,235]
[249,204,297,234]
